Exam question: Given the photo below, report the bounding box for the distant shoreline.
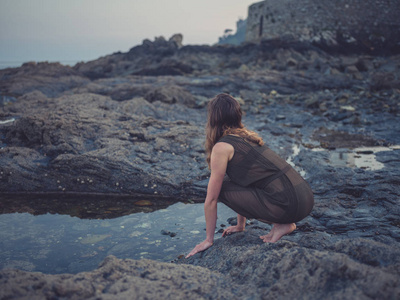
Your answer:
[0,60,82,70]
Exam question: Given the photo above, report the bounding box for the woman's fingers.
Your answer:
[222,226,236,237]
[222,225,246,237]
[222,227,234,237]
[186,240,213,258]
[188,245,202,257]
[186,249,196,258]
[186,247,198,258]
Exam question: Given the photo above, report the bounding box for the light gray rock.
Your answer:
[0,255,237,300]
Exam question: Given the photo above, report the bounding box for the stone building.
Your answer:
[245,0,400,53]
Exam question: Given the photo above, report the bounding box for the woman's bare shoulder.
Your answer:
[214,141,233,150]
[213,141,234,160]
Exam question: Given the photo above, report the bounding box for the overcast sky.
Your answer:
[0,0,256,66]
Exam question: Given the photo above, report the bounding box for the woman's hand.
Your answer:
[222,225,245,237]
[186,240,213,258]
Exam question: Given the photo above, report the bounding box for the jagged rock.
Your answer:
[369,72,400,91]
[0,93,207,198]
[0,62,89,97]
[169,33,183,48]
[1,27,400,300]
[0,255,237,300]
[181,229,400,299]
[1,232,398,299]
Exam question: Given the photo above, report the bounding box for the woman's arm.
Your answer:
[237,214,246,229]
[204,142,230,242]
[186,142,232,258]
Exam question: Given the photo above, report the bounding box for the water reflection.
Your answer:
[0,194,177,219]
[312,145,400,171]
[0,196,247,275]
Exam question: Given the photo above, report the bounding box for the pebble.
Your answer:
[227,217,237,225]
[161,230,177,237]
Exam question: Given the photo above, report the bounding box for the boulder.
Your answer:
[0,255,237,300]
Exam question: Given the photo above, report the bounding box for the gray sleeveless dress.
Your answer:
[217,135,314,224]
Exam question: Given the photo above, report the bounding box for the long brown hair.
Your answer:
[205,93,264,167]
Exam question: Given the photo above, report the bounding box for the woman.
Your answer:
[186,93,314,258]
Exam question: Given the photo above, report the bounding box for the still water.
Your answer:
[312,145,400,171]
[0,196,243,274]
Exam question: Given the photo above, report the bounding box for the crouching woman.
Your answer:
[186,93,314,258]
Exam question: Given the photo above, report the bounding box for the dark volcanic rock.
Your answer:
[1,33,400,299]
[0,94,207,198]
[2,233,398,300]
[145,85,198,107]
[181,229,400,299]
[0,62,89,97]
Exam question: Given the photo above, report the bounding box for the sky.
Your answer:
[0,0,257,67]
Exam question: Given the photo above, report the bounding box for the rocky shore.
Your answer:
[1,35,399,298]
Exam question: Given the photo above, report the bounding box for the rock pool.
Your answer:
[0,196,247,274]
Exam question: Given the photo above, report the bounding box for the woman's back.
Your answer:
[218,134,314,223]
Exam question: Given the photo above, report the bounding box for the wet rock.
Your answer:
[0,93,207,198]
[346,65,363,80]
[327,110,353,122]
[304,96,320,109]
[227,217,237,225]
[181,229,400,299]
[312,128,378,149]
[161,230,177,237]
[369,72,399,91]
[1,27,400,299]
[0,95,17,107]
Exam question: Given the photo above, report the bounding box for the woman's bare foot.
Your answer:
[260,223,296,243]
[260,226,275,242]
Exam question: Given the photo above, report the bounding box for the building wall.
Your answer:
[245,0,400,52]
